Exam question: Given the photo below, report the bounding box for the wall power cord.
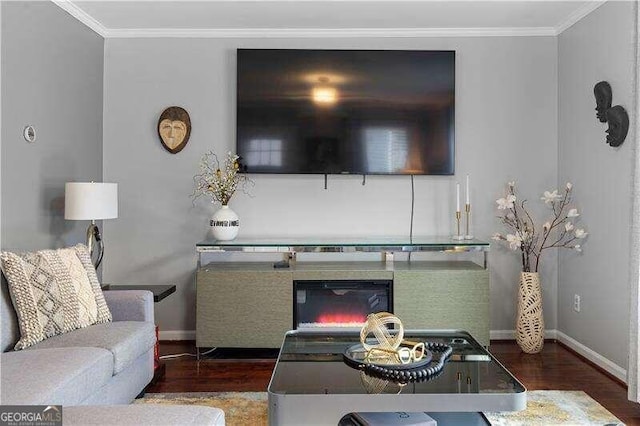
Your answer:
[159,347,217,360]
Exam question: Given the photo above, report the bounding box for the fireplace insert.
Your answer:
[293,280,392,330]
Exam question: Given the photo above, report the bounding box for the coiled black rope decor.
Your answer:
[343,341,453,383]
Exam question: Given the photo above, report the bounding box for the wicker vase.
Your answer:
[516,272,544,354]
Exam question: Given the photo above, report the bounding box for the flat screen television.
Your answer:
[236,49,455,175]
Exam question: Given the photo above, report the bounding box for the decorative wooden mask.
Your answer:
[593,81,612,123]
[605,105,629,147]
[592,81,629,148]
[158,106,191,154]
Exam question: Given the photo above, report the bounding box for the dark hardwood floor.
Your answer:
[150,340,640,425]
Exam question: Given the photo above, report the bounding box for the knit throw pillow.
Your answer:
[0,244,112,350]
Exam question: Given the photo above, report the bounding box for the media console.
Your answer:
[195,237,490,351]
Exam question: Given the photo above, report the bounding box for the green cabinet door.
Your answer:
[196,264,292,348]
[394,264,490,346]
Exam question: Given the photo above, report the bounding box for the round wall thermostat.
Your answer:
[23,125,36,143]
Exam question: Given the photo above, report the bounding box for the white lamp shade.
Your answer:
[65,182,118,220]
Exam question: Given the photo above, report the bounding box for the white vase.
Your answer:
[210,205,239,241]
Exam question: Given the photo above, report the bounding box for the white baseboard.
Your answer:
[165,329,539,342]
[160,328,627,383]
[159,330,195,341]
[490,329,627,384]
[490,329,558,340]
[164,329,561,342]
[555,330,627,384]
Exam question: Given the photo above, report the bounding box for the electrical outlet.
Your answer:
[573,294,581,312]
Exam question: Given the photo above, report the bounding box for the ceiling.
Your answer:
[54,0,608,38]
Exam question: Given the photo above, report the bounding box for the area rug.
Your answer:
[135,392,267,426]
[137,390,623,426]
[484,391,623,426]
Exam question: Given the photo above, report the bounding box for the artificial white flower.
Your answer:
[506,234,522,250]
[496,194,516,210]
[494,180,587,270]
[519,230,532,242]
[541,190,562,204]
[575,229,588,239]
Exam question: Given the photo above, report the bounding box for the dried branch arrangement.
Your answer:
[192,151,253,206]
[493,182,588,272]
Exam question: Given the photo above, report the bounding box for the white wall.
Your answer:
[558,1,636,369]
[1,1,104,251]
[102,36,558,335]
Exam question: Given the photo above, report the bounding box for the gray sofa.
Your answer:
[0,278,156,406]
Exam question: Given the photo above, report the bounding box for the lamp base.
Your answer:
[86,221,104,269]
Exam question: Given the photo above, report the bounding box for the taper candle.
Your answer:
[456,183,460,212]
[466,175,470,204]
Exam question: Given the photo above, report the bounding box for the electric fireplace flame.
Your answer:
[294,280,392,330]
[299,313,367,329]
[318,313,366,327]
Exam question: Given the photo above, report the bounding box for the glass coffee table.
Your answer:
[268,330,525,425]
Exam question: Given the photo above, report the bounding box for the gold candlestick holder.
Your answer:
[464,203,474,240]
[452,211,464,240]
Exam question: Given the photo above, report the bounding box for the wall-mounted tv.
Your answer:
[236,49,455,175]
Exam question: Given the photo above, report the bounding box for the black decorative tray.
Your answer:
[343,341,453,382]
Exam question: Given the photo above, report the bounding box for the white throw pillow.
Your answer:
[0,244,112,350]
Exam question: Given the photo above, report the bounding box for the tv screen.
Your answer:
[236,49,455,175]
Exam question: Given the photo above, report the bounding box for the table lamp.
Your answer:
[65,182,118,268]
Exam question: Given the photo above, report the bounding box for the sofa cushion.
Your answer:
[1,275,19,352]
[64,405,225,426]
[0,347,113,405]
[27,321,156,374]
[0,245,111,350]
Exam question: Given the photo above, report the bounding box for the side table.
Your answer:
[102,284,176,384]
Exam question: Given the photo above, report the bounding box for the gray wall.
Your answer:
[103,36,558,335]
[558,1,636,369]
[1,1,104,251]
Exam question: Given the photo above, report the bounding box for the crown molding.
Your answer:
[104,27,558,39]
[53,0,606,40]
[554,0,608,35]
[51,0,107,37]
